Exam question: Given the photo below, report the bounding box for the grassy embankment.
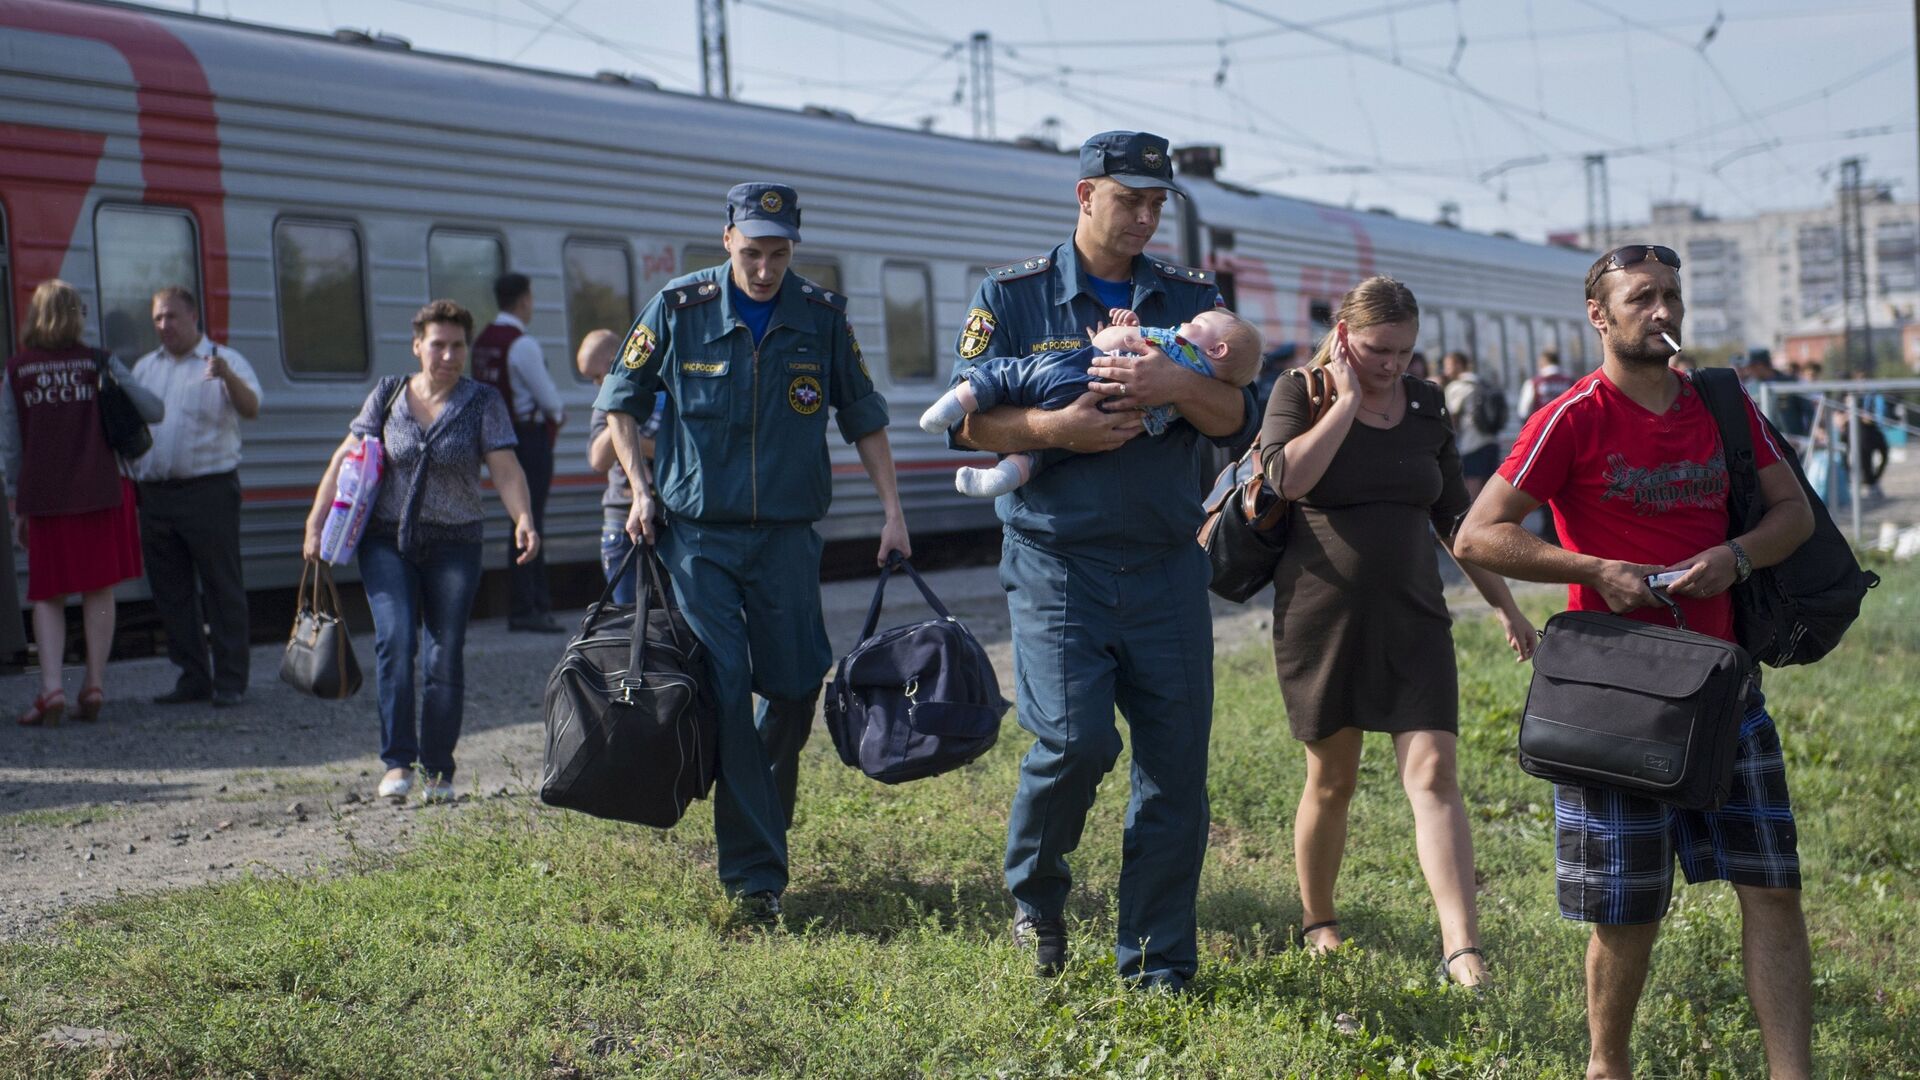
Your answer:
[2,565,1916,1078]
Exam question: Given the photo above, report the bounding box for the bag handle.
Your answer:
[1649,587,1690,632]
[859,553,953,641]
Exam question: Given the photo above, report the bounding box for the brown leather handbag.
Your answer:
[1197,366,1336,601]
[280,559,363,700]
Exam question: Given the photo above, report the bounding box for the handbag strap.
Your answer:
[859,553,953,640]
[294,557,317,614]
[312,560,346,619]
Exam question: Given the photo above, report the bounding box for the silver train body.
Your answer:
[0,0,1597,600]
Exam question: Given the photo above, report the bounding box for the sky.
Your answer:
[140,0,1918,242]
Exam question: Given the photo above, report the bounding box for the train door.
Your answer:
[562,238,635,383]
[94,204,201,359]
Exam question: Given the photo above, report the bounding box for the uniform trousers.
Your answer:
[138,471,250,696]
[508,421,553,622]
[658,519,832,897]
[1001,533,1216,987]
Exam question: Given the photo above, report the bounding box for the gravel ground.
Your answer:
[1,558,1527,941]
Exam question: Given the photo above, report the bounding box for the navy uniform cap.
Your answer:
[1078,131,1180,192]
[727,182,802,241]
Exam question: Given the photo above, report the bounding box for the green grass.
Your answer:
[3,566,1918,1078]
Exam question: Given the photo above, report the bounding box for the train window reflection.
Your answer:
[428,231,504,326]
[563,239,633,381]
[94,205,200,360]
[274,220,370,377]
[882,262,934,382]
[682,246,842,295]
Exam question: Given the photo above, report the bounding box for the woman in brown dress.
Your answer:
[1261,276,1534,988]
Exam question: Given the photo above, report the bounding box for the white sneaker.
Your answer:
[377,772,412,800]
[421,777,455,804]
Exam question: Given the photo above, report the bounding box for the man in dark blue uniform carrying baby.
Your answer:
[950,131,1258,990]
[597,182,911,924]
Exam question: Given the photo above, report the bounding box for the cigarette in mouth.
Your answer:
[1660,332,1681,354]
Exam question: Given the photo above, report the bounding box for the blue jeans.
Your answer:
[357,535,484,780]
[599,517,636,606]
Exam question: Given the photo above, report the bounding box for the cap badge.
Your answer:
[759,190,784,214]
[1142,146,1165,169]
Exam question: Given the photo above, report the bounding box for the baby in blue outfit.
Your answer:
[922,306,1262,496]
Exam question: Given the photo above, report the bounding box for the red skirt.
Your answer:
[25,477,144,602]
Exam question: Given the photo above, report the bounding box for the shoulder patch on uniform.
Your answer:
[1150,260,1216,285]
[797,278,848,311]
[668,280,721,310]
[988,255,1052,283]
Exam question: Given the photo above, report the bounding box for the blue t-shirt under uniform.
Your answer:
[729,281,776,345]
[1086,273,1133,312]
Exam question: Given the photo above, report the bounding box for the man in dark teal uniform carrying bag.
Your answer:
[598,182,911,921]
[952,131,1257,990]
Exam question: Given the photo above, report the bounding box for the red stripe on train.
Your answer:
[1,0,231,341]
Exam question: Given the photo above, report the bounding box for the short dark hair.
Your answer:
[1442,350,1472,371]
[412,298,474,343]
[493,272,531,310]
[152,285,197,312]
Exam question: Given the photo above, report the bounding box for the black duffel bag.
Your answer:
[824,555,1009,784]
[1518,604,1756,811]
[540,542,717,827]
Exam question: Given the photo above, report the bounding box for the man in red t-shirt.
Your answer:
[1456,244,1816,1080]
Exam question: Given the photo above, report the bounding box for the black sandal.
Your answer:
[1292,919,1340,952]
[1438,946,1487,991]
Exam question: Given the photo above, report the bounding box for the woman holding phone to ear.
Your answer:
[1260,276,1533,988]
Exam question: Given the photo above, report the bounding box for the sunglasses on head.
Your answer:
[1599,245,1681,274]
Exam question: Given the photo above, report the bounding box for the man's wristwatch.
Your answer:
[1725,539,1753,583]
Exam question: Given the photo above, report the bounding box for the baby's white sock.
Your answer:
[919,387,971,433]
[955,456,1028,497]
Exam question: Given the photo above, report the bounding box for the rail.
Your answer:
[1753,377,1920,543]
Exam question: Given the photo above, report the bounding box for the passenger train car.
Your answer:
[0,0,1596,601]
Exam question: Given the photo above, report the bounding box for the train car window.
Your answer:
[882,262,934,382]
[274,219,370,377]
[1474,312,1504,384]
[563,239,634,381]
[1455,310,1477,361]
[94,205,200,360]
[683,246,842,295]
[1417,307,1444,360]
[428,231,504,326]
[1567,320,1589,369]
[1505,315,1532,389]
[0,207,12,354]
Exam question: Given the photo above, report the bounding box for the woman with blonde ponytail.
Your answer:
[1259,276,1533,988]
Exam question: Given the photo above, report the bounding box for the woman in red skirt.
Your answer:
[2,280,163,725]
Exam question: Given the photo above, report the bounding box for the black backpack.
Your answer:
[1693,368,1879,667]
[1471,382,1509,435]
[824,555,1009,784]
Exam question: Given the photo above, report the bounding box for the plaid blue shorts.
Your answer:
[1554,693,1801,925]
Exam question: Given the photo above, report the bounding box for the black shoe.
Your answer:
[1012,912,1068,976]
[508,616,563,633]
[211,690,244,708]
[739,891,783,928]
[152,686,211,706]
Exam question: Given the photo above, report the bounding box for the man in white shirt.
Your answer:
[471,273,567,632]
[134,286,263,707]
[1517,348,1576,419]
